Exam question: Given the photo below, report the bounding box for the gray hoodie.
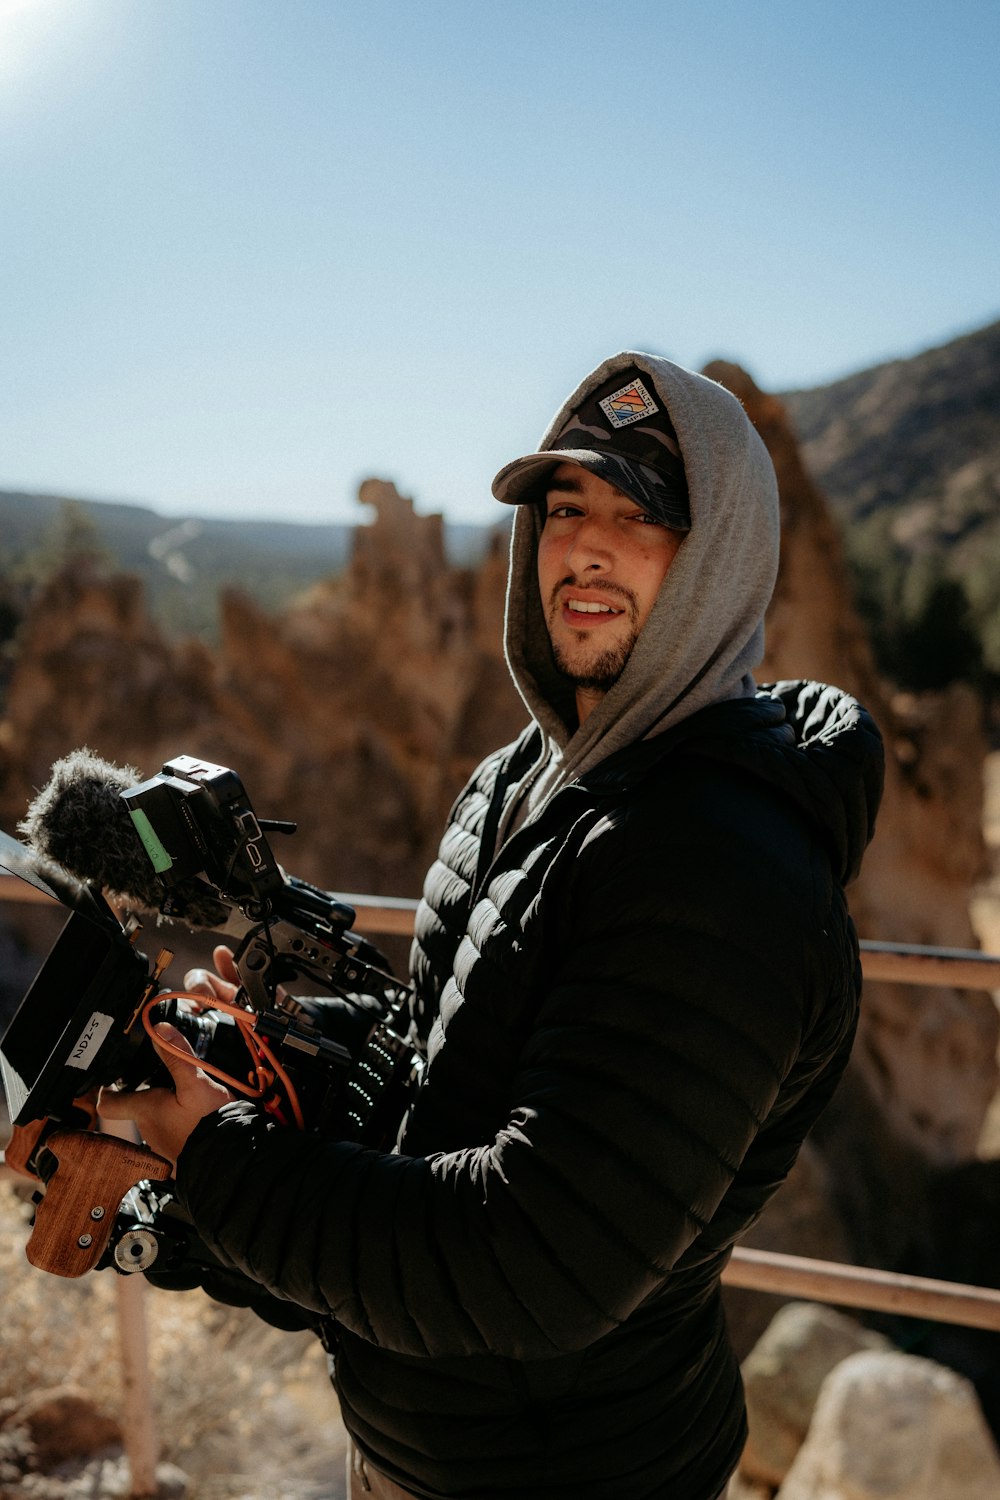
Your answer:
[500,351,780,824]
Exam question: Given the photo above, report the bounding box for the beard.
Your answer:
[546,577,641,693]
[550,625,641,692]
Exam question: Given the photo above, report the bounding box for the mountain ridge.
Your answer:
[780,316,1000,521]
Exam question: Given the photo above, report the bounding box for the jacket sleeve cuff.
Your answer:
[174,1100,273,1226]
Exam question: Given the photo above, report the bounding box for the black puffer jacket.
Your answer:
[175,679,883,1500]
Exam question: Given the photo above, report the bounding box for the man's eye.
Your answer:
[545,504,581,520]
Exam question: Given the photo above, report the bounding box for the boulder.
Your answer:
[4,1386,120,1470]
[740,1302,891,1488]
[776,1349,1000,1499]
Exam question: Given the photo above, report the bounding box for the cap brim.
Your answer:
[491,450,595,506]
[491,449,690,531]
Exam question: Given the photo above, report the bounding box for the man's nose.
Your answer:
[563,516,614,574]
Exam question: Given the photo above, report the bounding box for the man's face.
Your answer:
[536,462,685,723]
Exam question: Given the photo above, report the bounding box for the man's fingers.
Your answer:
[153,1023,233,1106]
[213,946,241,987]
[98,1026,193,1118]
[182,966,239,1005]
[152,1020,195,1064]
[95,1085,132,1120]
[180,947,241,1007]
[97,1081,168,1124]
[183,967,224,1001]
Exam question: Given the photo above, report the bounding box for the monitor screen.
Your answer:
[0,832,148,1124]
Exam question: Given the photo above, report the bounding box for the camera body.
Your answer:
[0,755,422,1280]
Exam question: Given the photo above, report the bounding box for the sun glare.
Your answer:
[0,0,70,86]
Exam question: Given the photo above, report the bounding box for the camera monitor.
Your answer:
[0,830,150,1127]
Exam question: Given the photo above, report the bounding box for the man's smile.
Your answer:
[564,597,624,617]
[551,580,637,633]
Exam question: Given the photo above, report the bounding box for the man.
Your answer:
[102,352,884,1500]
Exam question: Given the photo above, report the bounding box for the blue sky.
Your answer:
[2,0,998,526]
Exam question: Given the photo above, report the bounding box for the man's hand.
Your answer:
[98,1023,234,1170]
[183,943,242,1006]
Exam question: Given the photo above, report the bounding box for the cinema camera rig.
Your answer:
[0,755,421,1282]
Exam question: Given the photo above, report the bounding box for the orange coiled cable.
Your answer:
[141,991,306,1130]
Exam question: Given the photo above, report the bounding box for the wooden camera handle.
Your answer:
[25,1130,171,1277]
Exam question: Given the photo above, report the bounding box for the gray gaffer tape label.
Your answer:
[67,1012,115,1070]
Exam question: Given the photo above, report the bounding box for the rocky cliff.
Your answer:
[699,367,998,1393]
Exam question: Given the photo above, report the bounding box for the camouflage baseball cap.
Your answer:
[492,365,690,530]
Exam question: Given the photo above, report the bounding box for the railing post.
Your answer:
[100,1117,160,1499]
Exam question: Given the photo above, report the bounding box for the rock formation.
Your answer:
[0,484,518,901]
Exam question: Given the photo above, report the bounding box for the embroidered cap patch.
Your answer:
[599,377,659,429]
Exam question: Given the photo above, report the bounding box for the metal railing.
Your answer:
[5,875,1000,989]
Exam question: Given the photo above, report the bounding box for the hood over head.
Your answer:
[493,351,780,799]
